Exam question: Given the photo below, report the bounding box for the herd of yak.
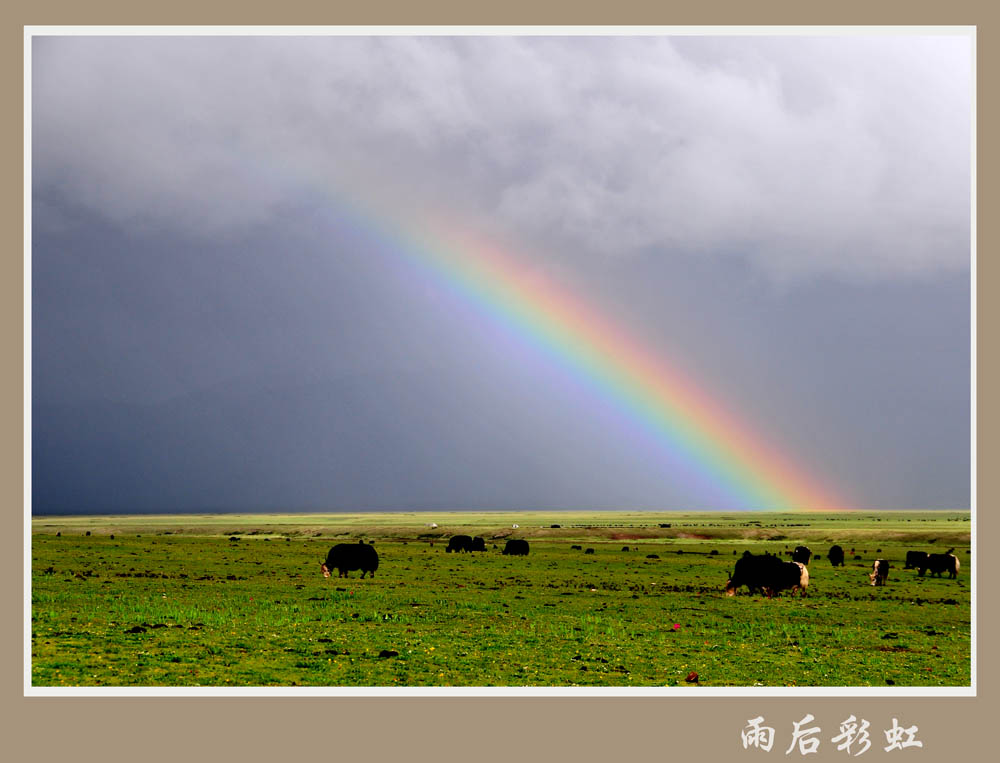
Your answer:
[319,538,962,599]
[724,544,961,598]
[319,536,528,579]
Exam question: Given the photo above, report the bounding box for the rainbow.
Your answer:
[275,161,848,511]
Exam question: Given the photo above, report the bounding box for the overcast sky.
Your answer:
[31,34,972,513]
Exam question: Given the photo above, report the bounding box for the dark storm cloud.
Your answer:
[30,34,972,512]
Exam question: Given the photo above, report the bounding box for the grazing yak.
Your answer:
[792,546,812,566]
[470,536,487,552]
[446,535,473,553]
[905,550,930,570]
[321,541,379,579]
[502,539,530,556]
[725,551,808,598]
[917,549,960,579]
[870,559,890,586]
[828,544,845,567]
[584,548,595,555]
[725,551,770,596]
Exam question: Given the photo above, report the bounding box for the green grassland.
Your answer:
[30,511,971,688]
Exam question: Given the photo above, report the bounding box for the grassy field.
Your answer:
[30,511,972,688]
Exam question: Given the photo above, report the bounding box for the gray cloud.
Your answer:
[33,35,971,281]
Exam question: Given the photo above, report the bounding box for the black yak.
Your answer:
[792,546,812,566]
[725,551,809,598]
[502,539,529,556]
[917,549,960,579]
[321,541,379,579]
[905,550,929,570]
[446,535,473,553]
[828,544,845,567]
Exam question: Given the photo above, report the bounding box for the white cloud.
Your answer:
[32,34,972,281]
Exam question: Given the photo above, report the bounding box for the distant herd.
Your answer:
[319,537,963,598]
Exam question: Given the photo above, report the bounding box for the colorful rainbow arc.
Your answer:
[267,149,847,510]
[343,207,849,512]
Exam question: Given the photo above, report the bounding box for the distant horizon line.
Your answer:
[30,507,970,517]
